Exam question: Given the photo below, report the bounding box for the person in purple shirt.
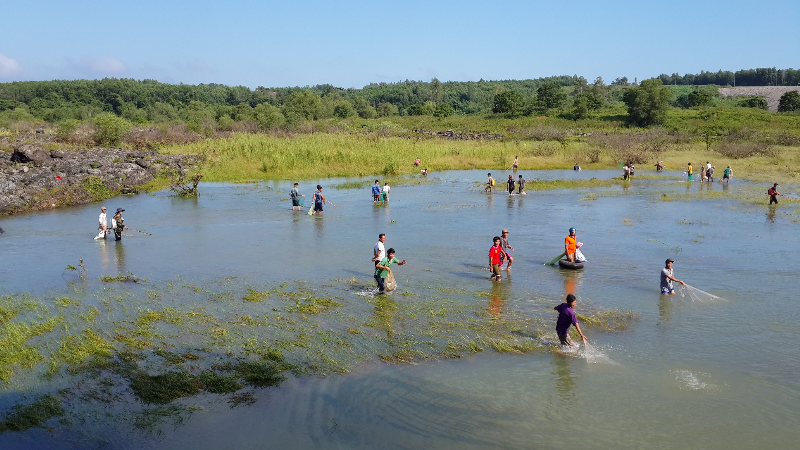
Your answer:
[554,294,588,347]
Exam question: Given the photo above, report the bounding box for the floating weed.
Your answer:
[154,348,187,365]
[197,372,242,394]
[0,395,64,432]
[101,273,143,283]
[50,329,114,375]
[130,371,201,404]
[243,288,269,302]
[230,360,288,387]
[623,218,633,226]
[228,392,257,408]
[133,405,198,432]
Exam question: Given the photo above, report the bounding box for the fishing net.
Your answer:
[677,285,725,303]
[583,343,620,365]
[385,272,397,291]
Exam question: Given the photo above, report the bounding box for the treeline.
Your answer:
[657,67,800,87]
[0,76,580,126]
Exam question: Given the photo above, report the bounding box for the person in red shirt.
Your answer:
[488,236,507,281]
[564,227,577,262]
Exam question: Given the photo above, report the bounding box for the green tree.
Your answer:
[570,92,602,120]
[376,102,399,117]
[350,97,377,119]
[333,101,355,118]
[282,91,323,122]
[93,112,131,146]
[253,103,285,130]
[406,101,436,116]
[433,103,454,118]
[622,78,672,126]
[778,90,800,112]
[535,82,567,111]
[492,90,524,115]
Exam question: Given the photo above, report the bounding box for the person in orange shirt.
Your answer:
[564,228,577,262]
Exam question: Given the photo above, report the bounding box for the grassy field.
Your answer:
[159,131,800,183]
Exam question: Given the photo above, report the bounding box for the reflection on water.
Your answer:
[488,277,509,318]
[553,355,576,403]
[658,295,673,323]
[766,207,777,223]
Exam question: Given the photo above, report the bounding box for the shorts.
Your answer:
[374,275,386,292]
[661,287,674,294]
[292,198,300,206]
[723,175,729,179]
[491,264,502,276]
[513,164,518,169]
[558,333,573,346]
[314,202,323,212]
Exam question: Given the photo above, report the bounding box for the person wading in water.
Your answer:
[112,208,127,241]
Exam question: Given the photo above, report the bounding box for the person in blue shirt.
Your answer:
[372,180,382,203]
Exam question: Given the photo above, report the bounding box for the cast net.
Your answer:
[678,284,725,303]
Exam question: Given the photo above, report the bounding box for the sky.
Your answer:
[1,0,798,89]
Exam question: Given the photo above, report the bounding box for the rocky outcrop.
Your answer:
[0,144,199,214]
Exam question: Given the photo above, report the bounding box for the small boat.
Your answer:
[558,259,584,270]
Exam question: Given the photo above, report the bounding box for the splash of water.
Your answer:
[582,343,620,365]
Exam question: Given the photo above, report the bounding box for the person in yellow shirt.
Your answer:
[687,163,693,181]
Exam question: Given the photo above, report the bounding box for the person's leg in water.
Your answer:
[375,275,386,293]
[558,333,574,348]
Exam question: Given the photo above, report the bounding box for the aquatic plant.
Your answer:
[0,395,64,432]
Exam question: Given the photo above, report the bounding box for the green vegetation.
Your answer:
[778,91,800,112]
[623,79,672,126]
[0,395,64,432]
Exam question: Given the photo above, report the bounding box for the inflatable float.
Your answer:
[558,259,584,270]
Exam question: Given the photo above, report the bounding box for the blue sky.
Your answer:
[1,0,798,88]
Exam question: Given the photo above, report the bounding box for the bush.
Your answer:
[675,87,716,108]
[217,116,235,131]
[406,102,435,116]
[738,96,768,110]
[93,113,132,146]
[715,140,773,159]
[535,82,567,111]
[351,97,377,119]
[777,90,800,112]
[56,119,81,141]
[333,102,355,118]
[570,92,602,119]
[492,90,525,115]
[376,102,399,117]
[254,103,285,130]
[282,91,323,121]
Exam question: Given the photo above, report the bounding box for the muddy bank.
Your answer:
[0,142,199,214]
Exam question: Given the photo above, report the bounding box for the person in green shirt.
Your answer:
[374,248,407,293]
[723,166,732,184]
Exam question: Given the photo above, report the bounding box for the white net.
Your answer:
[677,285,725,303]
[385,272,397,291]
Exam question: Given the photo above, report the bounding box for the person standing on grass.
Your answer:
[372,180,382,203]
[485,173,495,193]
[374,248,406,294]
[661,258,685,295]
[687,163,693,181]
[94,206,108,240]
[500,229,514,270]
[290,183,305,211]
[488,236,507,281]
[373,233,386,267]
[518,175,526,195]
[507,175,515,196]
[512,156,518,170]
[565,228,578,262]
[554,294,588,347]
[767,183,780,205]
[312,185,332,215]
[414,156,420,167]
[723,166,732,183]
[382,182,391,202]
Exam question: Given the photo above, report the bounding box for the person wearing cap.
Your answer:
[661,259,685,295]
[500,229,514,270]
[312,185,333,215]
[94,206,108,240]
[565,228,578,262]
[767,183,780,205]
[290,182,305,211]
[112,208,126,241]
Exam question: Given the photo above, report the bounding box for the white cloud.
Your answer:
[175,59,210,72]
[70,56,127,76]
[0,53,22,76]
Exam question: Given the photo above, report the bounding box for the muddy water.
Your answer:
[1,169,798,449]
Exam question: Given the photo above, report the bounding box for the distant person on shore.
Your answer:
[512,156,518,170]
[767,183,780,205]
[687,163,693,181]
[661,258,685,295]
[554,294,588,347]
[500,229,514,270]
[565,227,577,262]
[573,163,581,171]
[421,168,428,176]
[414,156,420,167]
[94,206,108,240]
[655,161,664,171]
[373,233,386,267]
[382,182,391,201]
[374,248,406,294]
[488,236,507,281]
[723,166,732,183]
[506,175,515,196]
[312,185,333,215]
[485,173,495,193]
[372,180,382,203]
[290,182,305,211]
[518,175,526,195]
[112,208,126,241]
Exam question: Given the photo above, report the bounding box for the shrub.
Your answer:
[351,97,377,119]
[433,103,454,118]
[715,140,773,159]
[622,78,671,126]
[93,113,132,146]
[738,96,768,110]
[492,90,525,115]
[333,102,355,118]
[535,82,567,111]
[254,103,285,130]
[777,90,800,112]
[56,119,81,141]
[376,102,399,117]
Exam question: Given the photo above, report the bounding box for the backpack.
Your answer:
[767,188,776,196]
[491,179,495,186]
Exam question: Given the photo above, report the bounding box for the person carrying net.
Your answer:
[660,259,686,295]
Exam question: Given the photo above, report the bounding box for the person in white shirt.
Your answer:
[373,233,386,267]
[382,183,391,201]
[94,206,108,240]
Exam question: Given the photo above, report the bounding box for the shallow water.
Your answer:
[1,169,798,449]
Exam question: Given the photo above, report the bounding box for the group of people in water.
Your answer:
[93,206,127,241]
[485,173,527,195]
[686,161,733,184]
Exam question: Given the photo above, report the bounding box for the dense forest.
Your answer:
[0,68,798,132]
